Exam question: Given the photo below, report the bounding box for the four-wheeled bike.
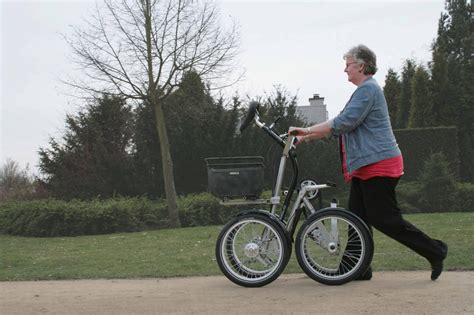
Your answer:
[206,102,374,287]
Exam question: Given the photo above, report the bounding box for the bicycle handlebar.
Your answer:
[239,101,260,133]
[239,102,301,218]
[240,101,297,149]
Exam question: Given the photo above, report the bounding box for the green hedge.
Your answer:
[0,194,251,237]
[397,181,474,213]
[1,182,471,237]
[287,127,461,187]
[394,126,460,181]
[0,197,168,237]
[177,193,246,227]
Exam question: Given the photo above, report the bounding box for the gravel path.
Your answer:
[1,271,473,314]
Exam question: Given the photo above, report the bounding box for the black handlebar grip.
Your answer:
[239,101,259,133]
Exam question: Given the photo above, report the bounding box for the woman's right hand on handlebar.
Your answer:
[288,127,310,146]
[288,126,309,137]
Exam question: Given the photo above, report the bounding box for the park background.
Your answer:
[0,0,473,280]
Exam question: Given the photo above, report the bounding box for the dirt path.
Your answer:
[1,272,473,314]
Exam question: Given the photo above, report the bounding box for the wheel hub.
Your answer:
[327,242,338,253]
[244,242,260,258]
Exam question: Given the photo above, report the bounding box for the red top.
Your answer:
[341,135,404,182]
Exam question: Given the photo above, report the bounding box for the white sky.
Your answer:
[1,0,445,174]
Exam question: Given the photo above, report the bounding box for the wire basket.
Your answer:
[205,156,264,199]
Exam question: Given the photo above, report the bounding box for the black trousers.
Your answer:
[348,176,445,262]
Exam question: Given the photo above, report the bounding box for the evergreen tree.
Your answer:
[396,59,417,128]
[266,85,302,131]
[409,65,433,128]
[233,86,305,189]
[420,152,457,211]
[39,95,135,199]
[163,71,221,193]
[430,45,452,126]
[133,101,164,197]
[430,0,473,181]
[210,95,241,157]
[383,68,401,128]
[234,86,304,155]
[133,71,237,195]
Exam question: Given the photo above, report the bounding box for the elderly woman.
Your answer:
[289,44,448,281]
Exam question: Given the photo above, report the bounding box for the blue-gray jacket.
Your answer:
[329,77,401,174]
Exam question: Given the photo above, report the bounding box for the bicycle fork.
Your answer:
[286,186,341,253]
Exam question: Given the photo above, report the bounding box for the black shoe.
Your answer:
[430,261,443,281]
[430,240,448,281]
[355,266,372,281]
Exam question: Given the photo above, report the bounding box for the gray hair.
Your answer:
[343,45,378,75]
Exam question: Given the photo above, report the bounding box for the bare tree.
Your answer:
[65,0,240,227]
[0,159,34,201]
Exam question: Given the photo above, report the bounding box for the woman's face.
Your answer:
[344,57,365,86]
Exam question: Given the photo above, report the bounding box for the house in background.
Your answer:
[296,94,328,125]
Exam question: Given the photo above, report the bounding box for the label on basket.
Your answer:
[229,172,240,175]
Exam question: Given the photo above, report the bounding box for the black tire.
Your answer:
[295,209,373,285]
[215,213,290,287]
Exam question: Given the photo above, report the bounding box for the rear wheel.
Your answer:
[295,209,373,285]
[215,213,290,287]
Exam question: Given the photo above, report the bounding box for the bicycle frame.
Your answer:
[226,107,337,240]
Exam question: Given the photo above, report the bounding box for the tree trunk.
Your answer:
[142,0,180,228]
[152,99,181,228]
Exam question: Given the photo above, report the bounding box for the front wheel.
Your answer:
[215,213,290,287]
[295,209,373,285]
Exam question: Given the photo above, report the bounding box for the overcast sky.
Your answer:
[1,0,445,174]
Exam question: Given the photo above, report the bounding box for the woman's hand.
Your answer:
[288,126,309,137]
[288,127,310,145]
[289,121,331,141]
[294,135,307,146]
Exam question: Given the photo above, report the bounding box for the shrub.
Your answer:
[0,159,40,202]
[397,180,474,214]
[419,152,457,212]
[1,184,472,238]
[453,182,474,212]
[178,192,248,227]
[0,193,249,237]
[397,181,424,213]
[394,127,460,181]
[0,197,168,237]
[178,193,221,227]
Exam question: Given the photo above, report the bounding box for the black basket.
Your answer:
[205,156,264,199]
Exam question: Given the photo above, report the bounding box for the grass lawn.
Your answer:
[0,212,472,281]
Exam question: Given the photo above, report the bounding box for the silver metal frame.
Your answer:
[220,112,335,233]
